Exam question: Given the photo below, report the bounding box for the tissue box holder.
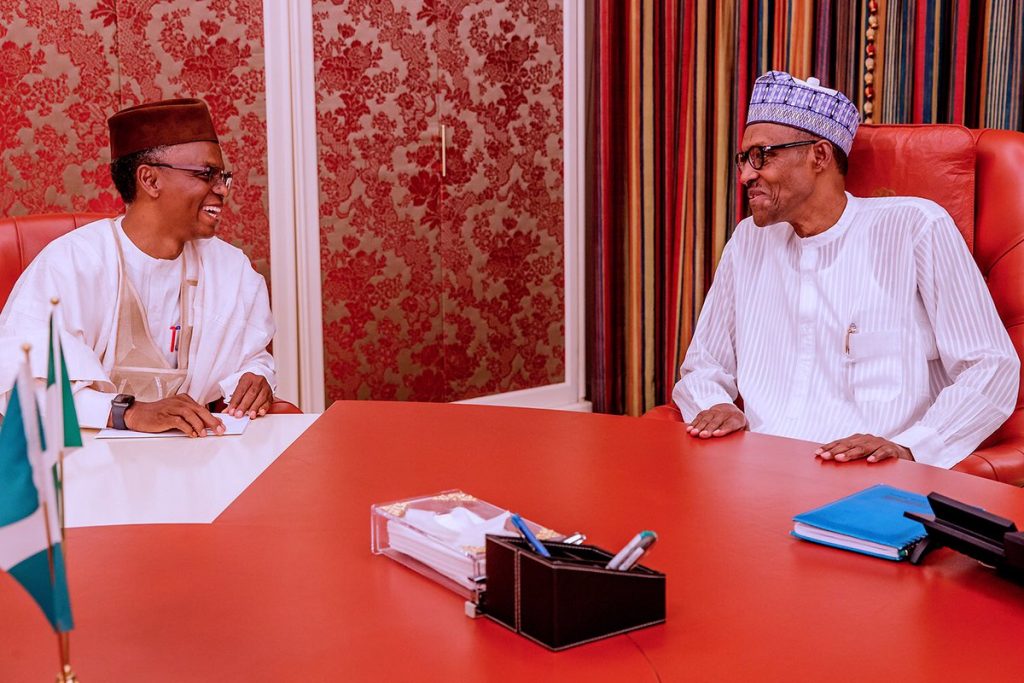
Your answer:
[480,534,666,651]
[371,490,561,601]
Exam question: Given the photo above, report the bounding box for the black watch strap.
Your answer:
[111,393,135,430]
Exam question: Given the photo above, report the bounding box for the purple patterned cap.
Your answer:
[746,71,860,154]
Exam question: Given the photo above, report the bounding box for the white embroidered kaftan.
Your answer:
[673,193,1019,468]
[0,217,276,428]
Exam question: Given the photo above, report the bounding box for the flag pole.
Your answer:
[47,303,78,683]
[45,492,78,682]
[50,298,67,540]
[58,633,77,683]
[24,343,78,683]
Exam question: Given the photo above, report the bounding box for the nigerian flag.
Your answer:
[46,310,82,451]
[0,356,74,631]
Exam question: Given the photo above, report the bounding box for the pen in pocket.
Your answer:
[844,323,858,355]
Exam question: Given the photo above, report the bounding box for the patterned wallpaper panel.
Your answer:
[0,2,119,216]
[437,0,565,401]
[0,0,271,282]
[315,0,565,403]
[314,0,444,401]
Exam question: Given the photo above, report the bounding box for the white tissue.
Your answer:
[403,507,511,549]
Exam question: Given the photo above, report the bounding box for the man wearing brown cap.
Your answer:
[0,98,276,436]
[673,71,1018,470]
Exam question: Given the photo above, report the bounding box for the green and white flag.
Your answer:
[0,357,74,632]
[46,309,82,452]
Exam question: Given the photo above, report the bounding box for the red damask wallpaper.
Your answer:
[316,0,565,402]
[0,0,271,281]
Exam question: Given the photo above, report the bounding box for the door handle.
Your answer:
[440,123,447,178]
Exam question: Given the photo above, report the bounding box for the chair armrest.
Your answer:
[954,442,1024,487]
[642,404,684,421]
[208,398,303,415]
[268,399,302,414]
[956,409,1024,485]
[951,453,999,481]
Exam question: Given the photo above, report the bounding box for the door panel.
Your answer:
[314,1,444,401]
[315,0,564,403]
[437,0,565,401]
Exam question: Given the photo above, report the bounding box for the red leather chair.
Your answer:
[645,125,1024,485]
[0,212,301,414]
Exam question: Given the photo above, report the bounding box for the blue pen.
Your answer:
[510,513,552,558]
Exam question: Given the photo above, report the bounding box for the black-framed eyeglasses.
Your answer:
[146,163,233,191]
[735,140,817,171]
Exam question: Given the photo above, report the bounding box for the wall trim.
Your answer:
[455,383,592,412]
[263,0,325,412]
[569,0,587,410]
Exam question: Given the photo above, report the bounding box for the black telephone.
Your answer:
[905,491,1024,584]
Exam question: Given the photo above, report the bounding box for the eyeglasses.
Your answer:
[734,140,817,171]
[146,163,233,191]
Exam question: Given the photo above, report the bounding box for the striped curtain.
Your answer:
[880,0,1023,128]
[586,0,1024,416]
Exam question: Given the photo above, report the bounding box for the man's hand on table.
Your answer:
[815,434,914,463]
[124,395,225,437]
[686,403,748,438]
[224,372,273,419]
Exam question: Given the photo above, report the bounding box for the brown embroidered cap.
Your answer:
[108,98,219,159]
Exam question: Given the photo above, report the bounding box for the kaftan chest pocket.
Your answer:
[845,330,903,403]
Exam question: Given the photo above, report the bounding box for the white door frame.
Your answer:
[263,0,325,412]
[262,0,587,413]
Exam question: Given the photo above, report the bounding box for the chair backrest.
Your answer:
[972,129,1024,406]
[0,212,116,308]
[846,124,1024,460]
[847,124,977,248]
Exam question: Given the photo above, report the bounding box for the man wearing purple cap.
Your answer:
[0,99,277,436]
[673,71,1018,469]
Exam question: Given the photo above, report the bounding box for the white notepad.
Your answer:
[95,413,250,439]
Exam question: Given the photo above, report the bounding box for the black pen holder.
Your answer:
[479,534,666,650]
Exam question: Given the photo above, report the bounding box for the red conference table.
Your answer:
[3,402,1024,681]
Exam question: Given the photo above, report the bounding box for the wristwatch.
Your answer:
[111,393,135,430]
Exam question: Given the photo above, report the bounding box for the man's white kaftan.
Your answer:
[0,217,276,427]
[673,193,1019,468]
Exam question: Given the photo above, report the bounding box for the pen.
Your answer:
[844,322,858,355]
[606,530,658,571]
[562,532,586,545]
[510,513,552,558]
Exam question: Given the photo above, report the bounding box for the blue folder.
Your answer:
[791,484,932,561]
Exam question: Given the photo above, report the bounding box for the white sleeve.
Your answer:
[218,349,277,403]
[72,386,119,429]
[672,243,740,421]
[0,233,117,416]
[891,214,1020,468]
[0,381,113,430]
[216,270,278,402]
